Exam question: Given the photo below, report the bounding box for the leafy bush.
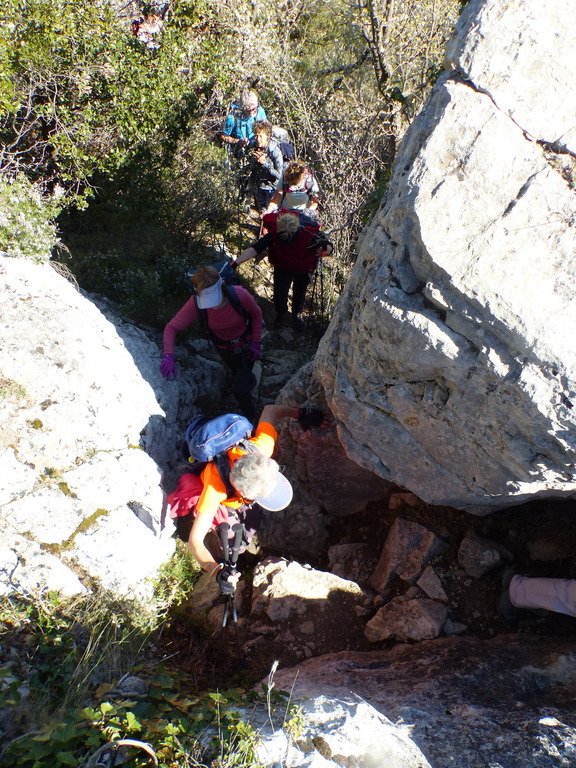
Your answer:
[0,175,60,260]
[0,590,264,768]
[0,0,205,208]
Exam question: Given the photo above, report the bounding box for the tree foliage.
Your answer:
[0,0,205,207]
[0,0,460,323]
[187,0,460,300]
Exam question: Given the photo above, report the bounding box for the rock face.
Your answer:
[0,256,225,599]
[268,635,576,768]
[369,517,446,592]
[253,693,432,768]
[307,0,576,513]
[240,558,371,670]
[259,412,392,561]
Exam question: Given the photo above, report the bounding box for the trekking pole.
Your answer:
[307,269,319,336]
[217,522,244,658]
[319,261,326,333]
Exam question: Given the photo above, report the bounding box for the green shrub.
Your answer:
[0,175,60,260]
[0,591,264,768]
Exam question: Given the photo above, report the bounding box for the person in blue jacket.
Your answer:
[219,90,267,155]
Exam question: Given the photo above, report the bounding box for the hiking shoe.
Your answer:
[498,587,519,623]
[274,312,289,329]
[501,566,517,590]
[498,569,519,622]
[292,313,305,333]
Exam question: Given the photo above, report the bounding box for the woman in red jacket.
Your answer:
[236,211,332,331]
[160,266,263,422]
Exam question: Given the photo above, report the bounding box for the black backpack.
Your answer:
[279,141,295,165]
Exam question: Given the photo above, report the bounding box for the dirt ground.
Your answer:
[159,492,576,690]
[331,494,576,638]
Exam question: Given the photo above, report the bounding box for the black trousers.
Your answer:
[253,187,275,213]
[273,268,311,316]
[216,346,257,423]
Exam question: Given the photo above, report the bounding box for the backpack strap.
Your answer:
[214,452,236,498]
[193,286,252,347]
[213,439,260,500]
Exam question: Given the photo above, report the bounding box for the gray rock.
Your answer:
[294,0,576,514]
[252,558,364,622]
[269,635,576,768]
[244,558,370,666]
[258,476,329,562]
[0,256,224,601]
[369,518,446,592]
[253,694,432,768]
[444,0,576,153]
[443,618,468,636]
[457,531,512,578]
[416,565,448,603]
[114,675,149,698]
[365,596,447,643]
[187,570,221,615]
[328,543,377,585]
[0,522,86,597]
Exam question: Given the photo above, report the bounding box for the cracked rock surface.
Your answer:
[305,0,576,514]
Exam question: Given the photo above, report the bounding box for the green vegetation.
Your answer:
[0,550,296,768]
[0,0,460,328]
[0,0,203,207]
[0,175,59,260]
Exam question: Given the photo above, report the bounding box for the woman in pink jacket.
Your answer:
[160,266,263,422]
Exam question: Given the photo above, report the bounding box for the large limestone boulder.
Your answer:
[253,693,432,768]
[0,256,225,599]
[269,635,576,768]
[308,0,576,513]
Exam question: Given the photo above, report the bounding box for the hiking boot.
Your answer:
[274,312,289,329]
[501,567,516,590]
[498,567,519,622]
[498,587,519,623]
[292,313,305,333]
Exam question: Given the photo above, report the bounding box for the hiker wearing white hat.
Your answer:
[161,265,263,422]
[168,403,326,592]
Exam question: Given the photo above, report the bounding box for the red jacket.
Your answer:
[262,210,321,273]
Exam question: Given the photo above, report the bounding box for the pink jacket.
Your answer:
[163,286,262,354]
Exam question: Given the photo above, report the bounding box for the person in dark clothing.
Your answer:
[235,210,333,331]
[246,121,284,214]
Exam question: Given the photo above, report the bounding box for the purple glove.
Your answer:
[250,341,261,361]
[160,353,177,380]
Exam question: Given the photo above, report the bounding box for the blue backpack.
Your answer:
[184,413,258,496]
[185,413,253,462]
